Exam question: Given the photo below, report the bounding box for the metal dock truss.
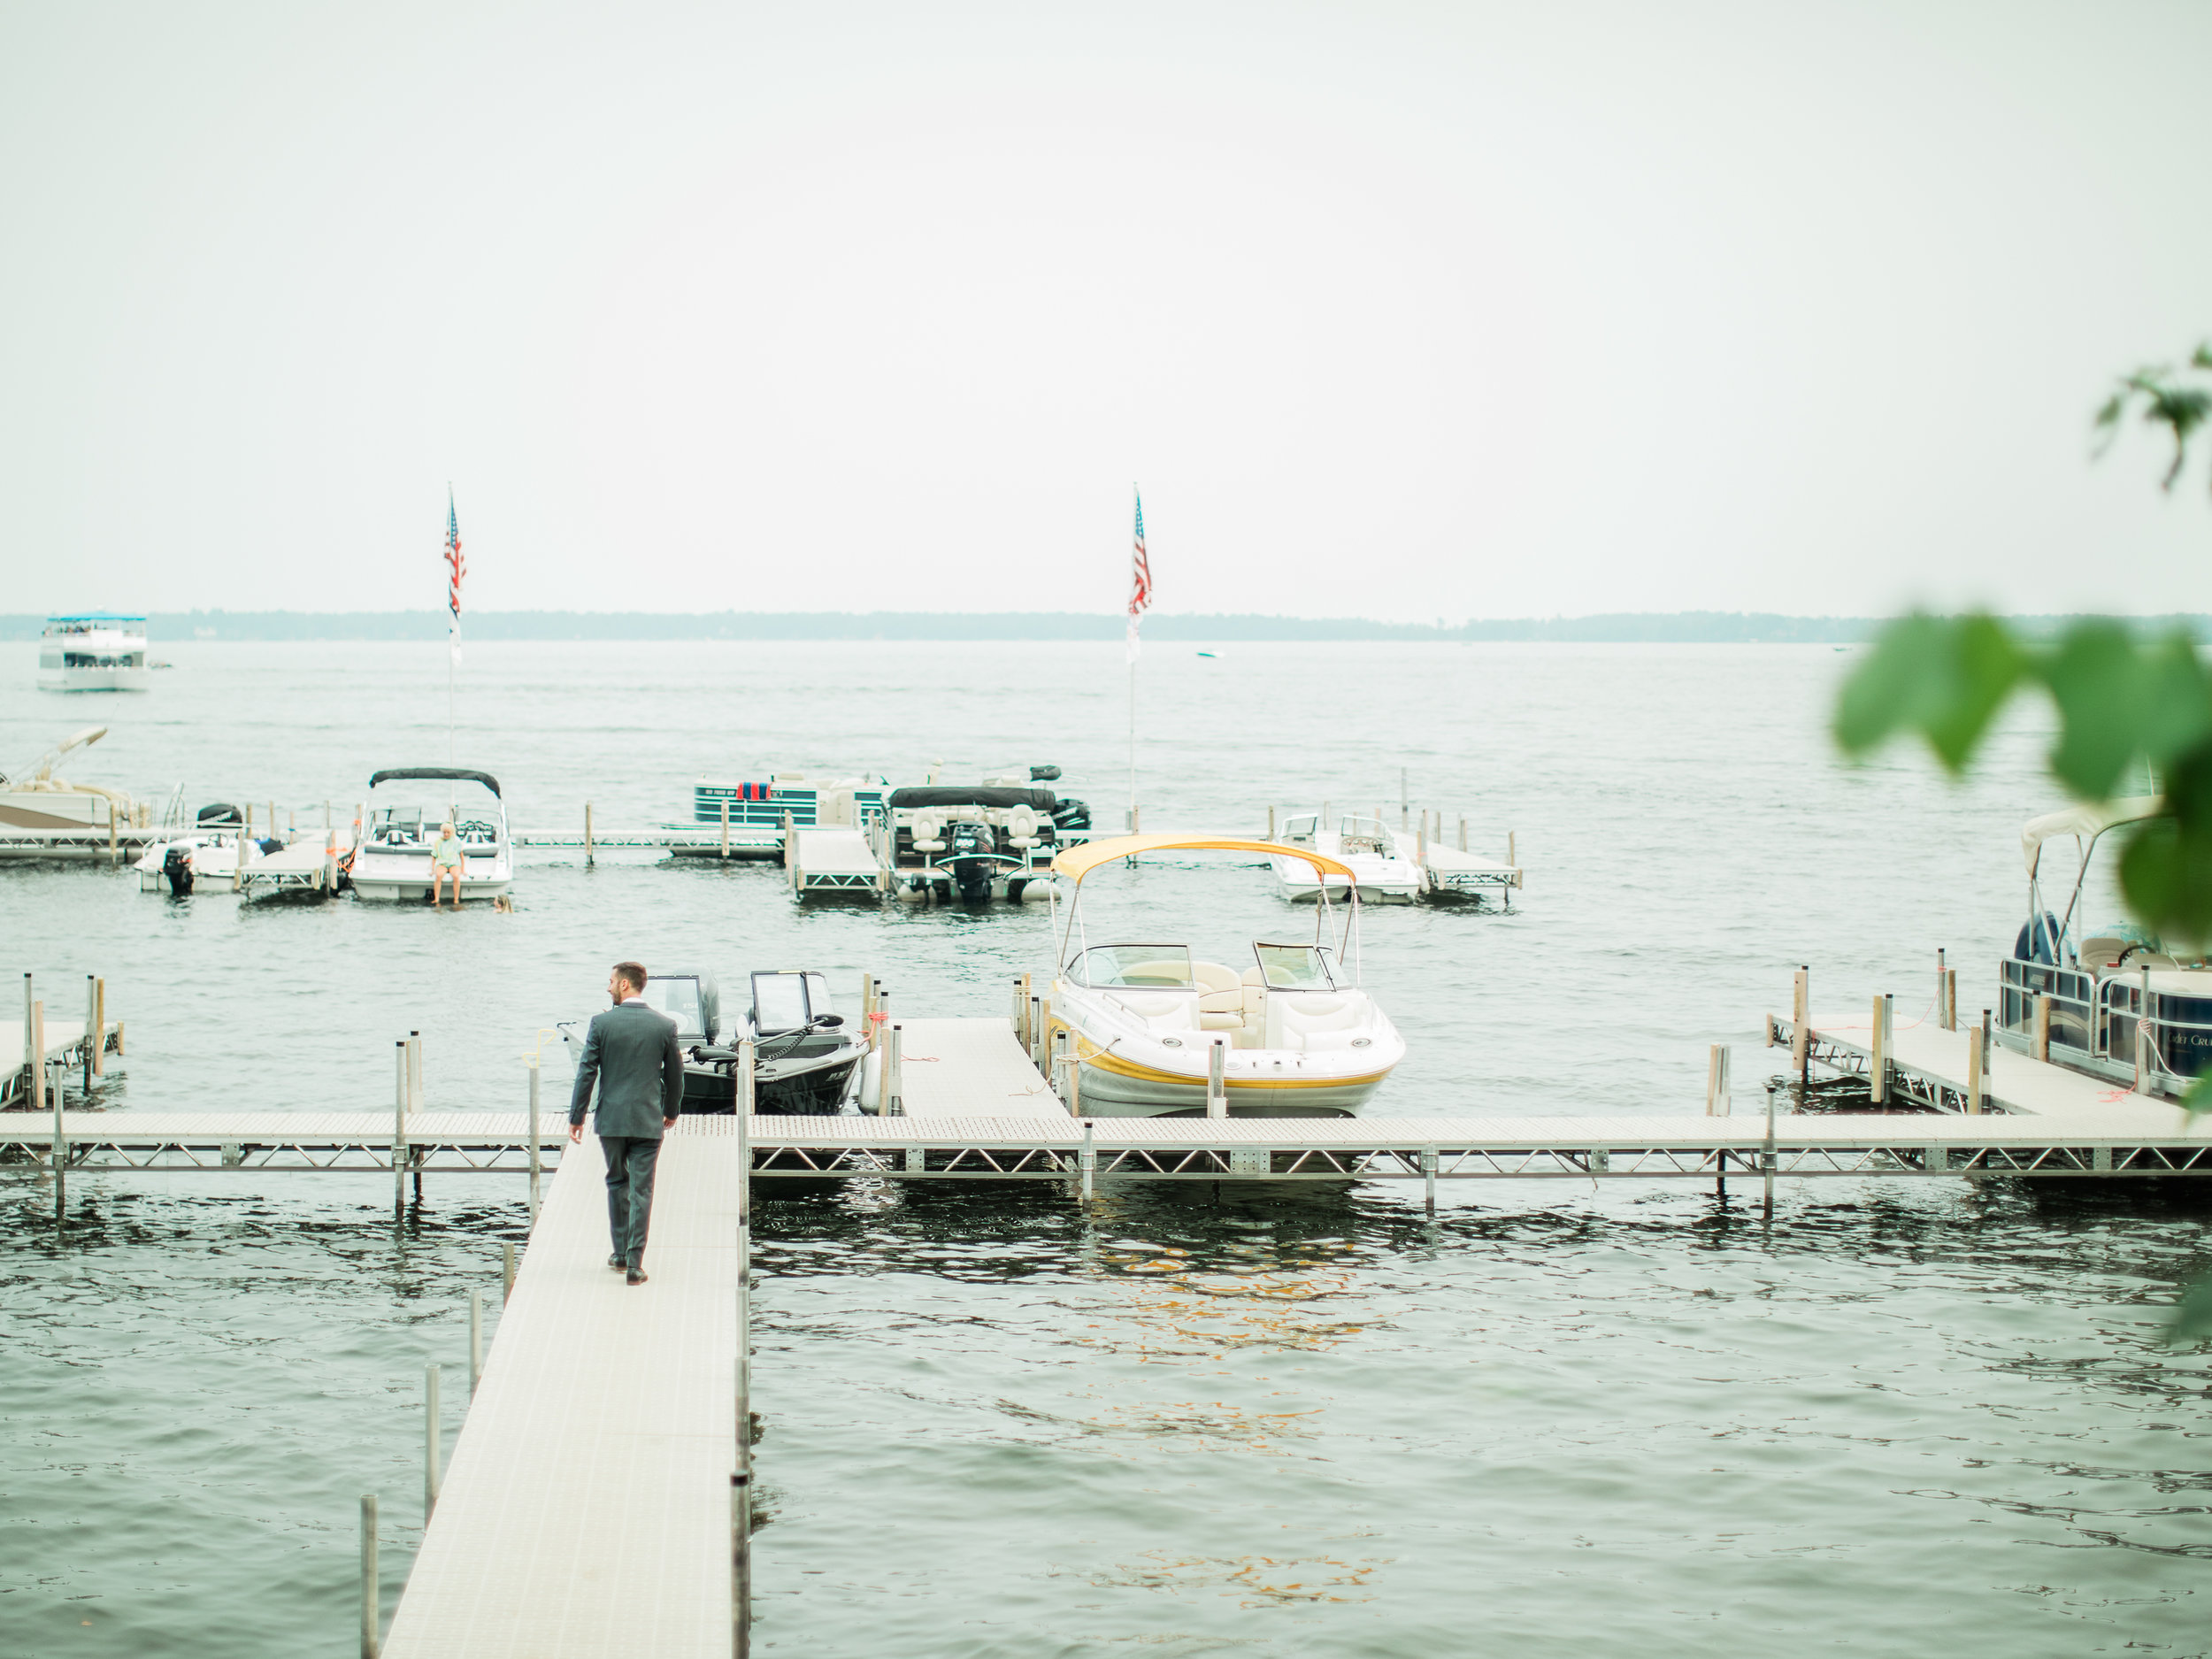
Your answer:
[8,1110,2209,1183]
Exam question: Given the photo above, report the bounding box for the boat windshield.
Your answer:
[1279,816,1317,845]
[1336,818,1391,854]
[643,975,705,1037]
[1254,942,1337,990]
[751,971,834,1035]
[1071,945,1194,988]
[371,807,426,844]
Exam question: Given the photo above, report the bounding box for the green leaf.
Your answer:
[1834,613,2026,772]
[2167,1273,2212,1345]
[2041,622,2151,798]
[2116,786,2212,945]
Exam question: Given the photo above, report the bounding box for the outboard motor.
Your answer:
[947,818,997,902]
[161,843,195,897]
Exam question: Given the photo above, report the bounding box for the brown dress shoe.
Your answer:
[626,1269,649,1286]
[608,1255,624,1271]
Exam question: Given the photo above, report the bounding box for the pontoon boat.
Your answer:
[2001,797,2211,1095]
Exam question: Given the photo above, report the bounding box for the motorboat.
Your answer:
[1271,813,1425,903]
[1042,834,1405,1118]
[564,969,867,1114]
[1271,810,1523,909]
[38,615,150,692]
[2000,797,2212,1096]
[886,767,1092,903]
[347,767,513,902]
[0,727,157,858]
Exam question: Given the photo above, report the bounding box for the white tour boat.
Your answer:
[347,767,513,902]
[38,615,152,692]
[1042,834,1405,1118]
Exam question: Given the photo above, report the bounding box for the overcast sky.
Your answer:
[4,1,2208,621]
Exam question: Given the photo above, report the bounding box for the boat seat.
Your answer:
[910,812,945,854]
[1266,992,1365,1052]
[1103,991,1200,1033]
[1004,804,1039,850]
[1194,960,1243,1012]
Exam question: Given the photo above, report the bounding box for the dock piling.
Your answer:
[1049,1027,1070,1107]
[1206,1039,1226,1119]
[1267,805,1276,841]
[584,803,594,866]
[886,1025,903,1117]
[1457,816,1467,853]
[502,1242,516,1304]
[234,805,246,892]
[720,798,730,859]
[469,1289,483,1394]
[740,1037,757,1117]
[1400,768,1408,830]
[91,978,104,1078]
[359,1494,380,1659]
[1966,1011,1989,1113]
[1762,1081,1778,1217]
[733,1089,754,1658]
[1079,1118,1094,1202]
[1870,995,1892,1104]
[1705,1043,1731,1116]
[107,800,119,865]
[83,975,96,1093]
[37,1001,58,1189]
[19,972,30,1109]
[1423,1145,1438,1214]
[2032,994,2053,1063]
[1791,966,1810,1086]
[393,1041,408,1216]
[526,1057,541,1220]
[424,1365,442,1518]
[2134,1005,2154,1095]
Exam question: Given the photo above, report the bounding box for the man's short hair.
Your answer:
[612,961,648,994]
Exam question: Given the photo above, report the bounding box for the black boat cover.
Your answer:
[369,767,503,797]
[887,786,1057,811]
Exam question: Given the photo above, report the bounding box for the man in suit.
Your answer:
[568,960,685,1286]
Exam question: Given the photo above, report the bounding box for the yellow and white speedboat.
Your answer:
[1043,835,1404,1118]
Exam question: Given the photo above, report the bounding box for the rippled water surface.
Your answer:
[3,641,2208,1656]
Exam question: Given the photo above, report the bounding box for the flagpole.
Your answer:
[1127,656,1136,833]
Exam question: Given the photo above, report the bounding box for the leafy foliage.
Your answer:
[1838,344,2212,1346]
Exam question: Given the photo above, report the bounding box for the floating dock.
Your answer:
[1770,1010,2171,1117]
[378,1129,740,1659]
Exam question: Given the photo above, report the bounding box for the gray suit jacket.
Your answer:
[569,1001,685,1138]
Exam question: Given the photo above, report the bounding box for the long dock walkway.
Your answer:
[12,1101,2209,1180]
[380,1127,740,1658]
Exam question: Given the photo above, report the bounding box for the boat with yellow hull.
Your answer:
[1042,835,1404,1119]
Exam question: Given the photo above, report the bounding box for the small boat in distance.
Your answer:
[39,615,151,692]
[348,767,513,902]
[1042,834,1405,1118]
[1271,813,1426,903]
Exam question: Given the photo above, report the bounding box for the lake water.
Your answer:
[2,641,2206,1657]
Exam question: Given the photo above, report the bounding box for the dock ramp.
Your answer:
[786,827,887,898]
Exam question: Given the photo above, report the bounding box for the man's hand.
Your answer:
[568,1122,583,1144]
[664,1117,679,1130]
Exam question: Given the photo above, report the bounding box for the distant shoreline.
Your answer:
[4,610,2206,644]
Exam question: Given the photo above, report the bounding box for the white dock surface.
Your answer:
[2,1016,96,1073]
[1783,1011,2177,1124]
[380,1127,739,1659]
[892,1018,1067,1118]
[788,827,879,876]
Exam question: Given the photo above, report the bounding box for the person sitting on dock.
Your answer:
[430,821,464,908]
[567,961,685,1286]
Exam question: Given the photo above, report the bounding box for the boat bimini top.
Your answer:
[2018,795,2166,963]
[1048,833,1366,979]
[369,767,503,797]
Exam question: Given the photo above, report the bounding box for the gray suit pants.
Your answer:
[601,1135,663,1267]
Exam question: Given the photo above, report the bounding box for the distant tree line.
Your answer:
[6,610,2206,644]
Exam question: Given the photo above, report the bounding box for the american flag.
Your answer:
[444,488,465,665]
[1125,487,1152,664]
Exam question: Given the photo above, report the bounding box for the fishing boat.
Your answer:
[37,615,151,692]
[347,767,513,902]
[564,969,866,1114]
[1999,798,2212,1095]
[0,727,157,857]
[1042,834,1405,1117]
